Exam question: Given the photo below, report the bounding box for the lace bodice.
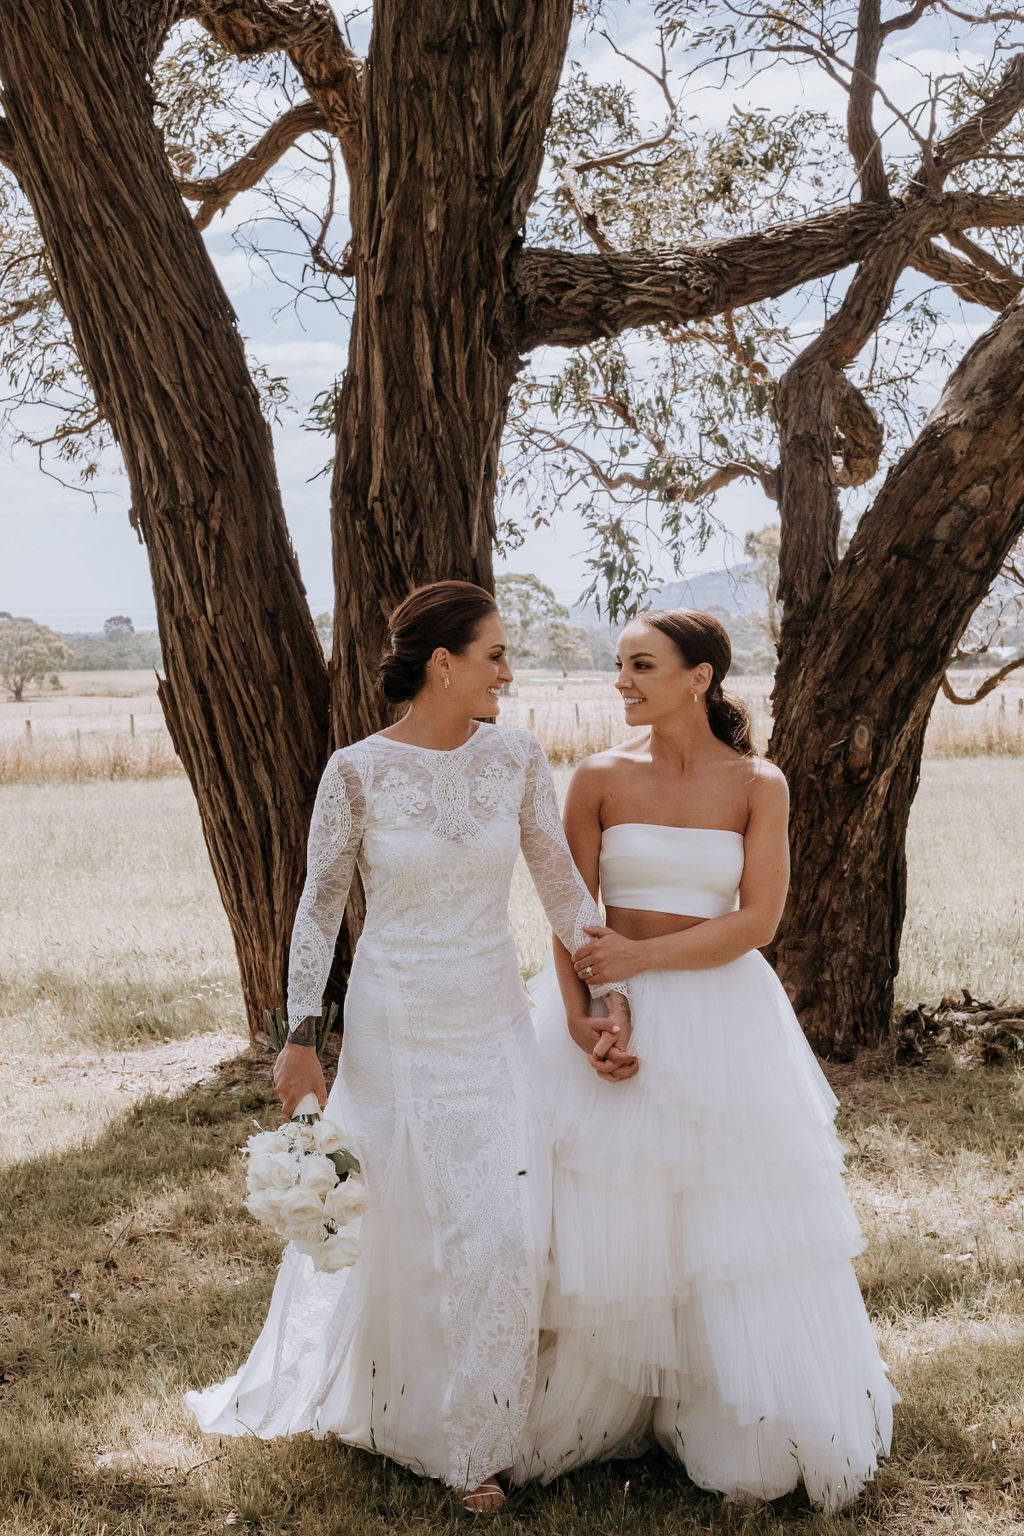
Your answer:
[286,722,624,1035]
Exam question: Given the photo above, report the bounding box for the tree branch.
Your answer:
[184,0,363,180]
[928,53,1024,184]
[940,650,1024,702]
[848,0,889,201]
[883,0,937,33]
[514,421,656,496]
[176,98,326,228]
[557,26,678,258]
[911,239,1022,310]
[947,228,1022,285]
[832,373,884,487]
[513,192,1024,351]
[695,458,778,500]
[0,290,50,326]
[772,195,944,648]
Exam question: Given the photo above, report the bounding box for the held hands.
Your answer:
[592,1030,640,1081]
[566,1011,619,1057]
[573,924,645,987]
[593,987,639,1080]
[567,989,639,1083]
[272,1041,328,1119]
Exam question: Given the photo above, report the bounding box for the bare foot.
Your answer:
[462,1476,506,1514]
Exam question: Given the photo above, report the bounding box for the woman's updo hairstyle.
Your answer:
[643,608,756,756]
[378,580,498,704]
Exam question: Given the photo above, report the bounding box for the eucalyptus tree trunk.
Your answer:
[0,0,330,1042]
[328,0,573,742]
[767,292,1024,1055]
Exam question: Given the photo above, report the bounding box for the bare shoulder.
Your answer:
[743,754,789,813]
[564,743,633,817]
[570,740,641,788]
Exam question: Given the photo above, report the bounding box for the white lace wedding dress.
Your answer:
[183,722,623,1492]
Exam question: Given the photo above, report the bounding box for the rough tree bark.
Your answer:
[767,294,1024,1054]
[328,0,575,742]
[0,0,330,1043]
[759,48,1024,1054]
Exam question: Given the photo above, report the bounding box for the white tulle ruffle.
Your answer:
[513,951,899,1513]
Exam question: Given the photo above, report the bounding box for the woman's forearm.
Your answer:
[554,934,591,1018]
[636,909,775,972]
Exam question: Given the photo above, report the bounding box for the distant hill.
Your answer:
[650,562,761,616]
[566,561,776,673]
[569,561,760,625]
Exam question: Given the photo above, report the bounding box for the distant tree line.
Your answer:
[0,613,163,697]
[59,615,164,671]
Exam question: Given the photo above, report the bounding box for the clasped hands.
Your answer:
[566,924,642,1082]
[567,986,638,1082]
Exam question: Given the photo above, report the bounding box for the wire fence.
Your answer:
[2,673,1023,780]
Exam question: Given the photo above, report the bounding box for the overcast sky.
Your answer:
[0,1,992,629]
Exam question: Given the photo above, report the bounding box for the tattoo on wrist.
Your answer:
[287,1015,320,1047]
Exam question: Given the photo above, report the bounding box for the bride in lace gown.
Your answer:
[183,581,630,1512]
[512,608,898,1513]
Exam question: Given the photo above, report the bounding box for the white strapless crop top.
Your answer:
[599,822,745,919]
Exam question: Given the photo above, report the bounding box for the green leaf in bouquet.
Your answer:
[328,1148,362,1180]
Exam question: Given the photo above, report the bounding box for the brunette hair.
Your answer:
[378,580,498,703]
[642,608,756,756]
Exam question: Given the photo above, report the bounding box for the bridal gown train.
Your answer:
[512,822,899,1512]
[183,722,624,1492]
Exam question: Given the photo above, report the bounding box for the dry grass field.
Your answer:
[2,668,1023,784]
[1,724,1023,1534]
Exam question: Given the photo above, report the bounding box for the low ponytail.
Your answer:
[704,676,755,756]
[644,608,755,756]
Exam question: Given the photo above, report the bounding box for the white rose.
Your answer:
[312,1118,348,1154]
[324,1178,367,1223]
[244,1130,282,1158]
[245,1188,287,1226]
[290,1224,328,1254]
[296,1155,338,1196]
[316,1229,360,1272]
[277,1186,325,1230]
[289,1124,317,1153]
[262,1151,299,1191]
[246,1152,283,1191]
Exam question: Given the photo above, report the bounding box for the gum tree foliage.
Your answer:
[501,6,1022,633]
[495,572,571,663]
[0,615,71,701]
[545,619,595,675]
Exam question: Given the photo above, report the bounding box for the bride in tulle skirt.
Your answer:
[511,607,898,1513]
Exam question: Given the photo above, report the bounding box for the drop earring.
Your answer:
[443,675,450,690]
[692,691,699,704]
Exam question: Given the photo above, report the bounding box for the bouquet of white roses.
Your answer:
[242,1093,366,1273]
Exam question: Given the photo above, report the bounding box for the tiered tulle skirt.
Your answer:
[511,950,898,1512]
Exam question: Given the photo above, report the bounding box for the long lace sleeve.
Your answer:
[285,749,367,1041]
[516,731,628,1002]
